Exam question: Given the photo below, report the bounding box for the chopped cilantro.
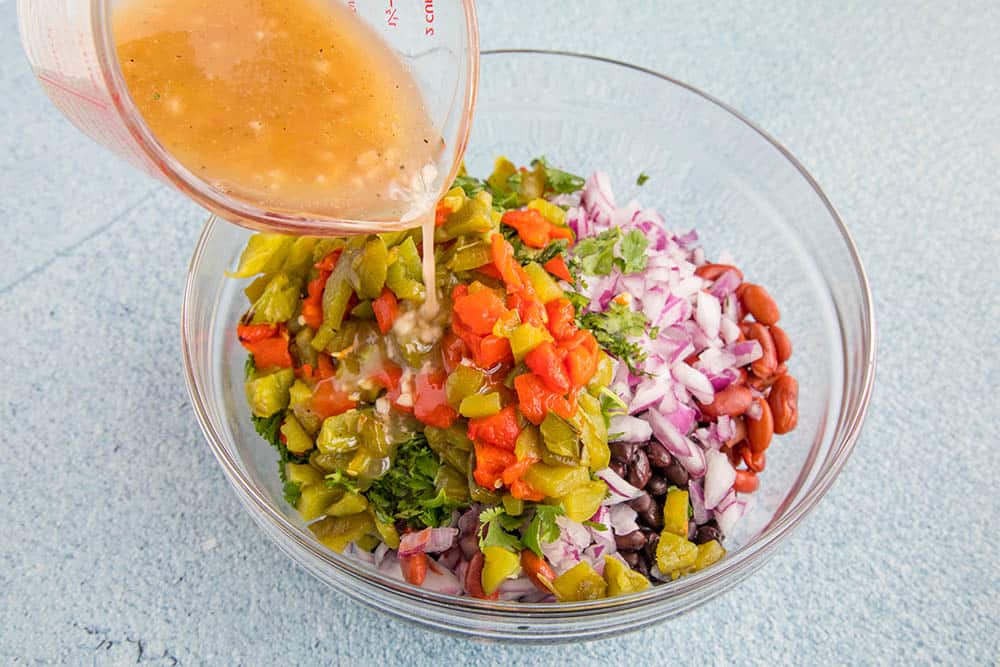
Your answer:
[619,229,649,274]
[572,228,620,276]
[577,302,649,374]
[501,225,569,266]
[251,411,309,488]
[531,156,585,194]
[636,172,650,186]
[283,480,302,505]
[522,504,564,557]
[479,507,524,552]
[582,520,607,531]
[452,173,485,197]
[244,354,256,380]
[325,469,360,492]
[365,433,466,528]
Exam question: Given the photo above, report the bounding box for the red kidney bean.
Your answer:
[769,324,792,362]
[745,322,778,378]
[695,263,745,282]
[609,459,628,480]
[621,550,642,570]
[746,397,774,453]
[734,469,759,493]
[458,532,480,560]
[400,552,428,586]
[741,445,766,473]
[699,383,753,418]
[464,553,497,600]
[739,283,781,325]
[768,374,799,434]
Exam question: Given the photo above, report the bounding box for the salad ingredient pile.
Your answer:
[232,156,799,601]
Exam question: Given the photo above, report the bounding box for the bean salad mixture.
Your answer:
[232,156,800,602]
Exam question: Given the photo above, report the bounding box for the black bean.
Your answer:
[621,550,642,569]
[646,475,669,497]
[627,449,652,489]
[610,459,628,479]
[629,492,663,530]
[628,492,654,515]
[643,500,663,531]
[665,461,689,488]
[642,530,660,564]
[695,523,723,545]
[611,441,638,462]
[633,551,651,579]
[646,442,673,469]
[614,530,647,551]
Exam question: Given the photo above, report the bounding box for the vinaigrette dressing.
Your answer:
[114,0,445,311]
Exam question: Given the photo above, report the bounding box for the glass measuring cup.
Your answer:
[17,0,479,234]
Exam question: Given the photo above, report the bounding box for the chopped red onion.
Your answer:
[596,467,645,504]
[608,503,640,535]
[688,479,711,525]
[704,449,737,509]
[609,413,653,442]
[398,527,458,557]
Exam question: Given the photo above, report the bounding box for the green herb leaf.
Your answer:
[479,507,524,552]
[244,354,256,380]
[582,520,607,531]
[572,228,620,276]
[325,469,360,492]
[452,174,485,197]
[522,504,564,557]
[636,172,650,186]
[251,411,309,487]
[531,156,585,194]
[619,229,649,274]
[577,303,650,374]
[365,433,467,528]
[283,480,302,505]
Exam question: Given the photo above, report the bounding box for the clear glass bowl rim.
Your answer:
[181,49,877,617]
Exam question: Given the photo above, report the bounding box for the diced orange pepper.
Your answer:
[501,456,538,487]
[243,336,293,370]
[371,362,402,392]
[542,255,573,282]
[562,330,600,389]
[435,201,451,227]
[490,234,523,291]
[545,298,577,340]
[413,369,458,428]
[440,331,467,373]
[314,249,342,272]
[315,353,335,380]
[473,442,516,489]
[311,379,357,419]
[468,405,521,451]
[372,287,399,335]
[507,291,547,328]
[237,323,279,343]
[502,209,551,248]
[476,263,503,280]
[509,479,545,502]
[547,225,574,242]
[513,373,575,425]
[524,341,571,393]
[453,288,508,335]
[472,334,513,369]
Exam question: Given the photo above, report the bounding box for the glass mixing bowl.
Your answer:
[182,50,876,642]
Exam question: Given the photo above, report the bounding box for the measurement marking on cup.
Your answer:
[37,72,110,110]
[425,0,435,35]
[384,0,398,27]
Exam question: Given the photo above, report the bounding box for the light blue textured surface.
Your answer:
[2,1,998,664]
